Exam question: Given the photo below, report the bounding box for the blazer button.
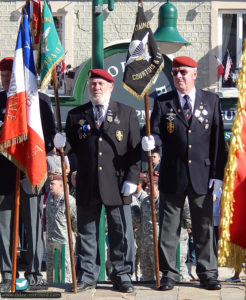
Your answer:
[188,130,192,133]
[98,166,102,171]
[99,137,103,142]
[189,145,192,148]
[99,152,102,156]
[188,160,192,164]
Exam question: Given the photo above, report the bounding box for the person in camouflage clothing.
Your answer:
[179,197,192,282]
[131,173,148,281]
[46,173,77,283]
[139,177,159,281]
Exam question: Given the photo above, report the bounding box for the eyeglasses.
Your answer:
[171,70,190,77]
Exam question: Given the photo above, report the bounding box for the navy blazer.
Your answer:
[65,100,141,207]
[151,88,226,195]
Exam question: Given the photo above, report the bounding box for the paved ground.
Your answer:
[1,267,245,299]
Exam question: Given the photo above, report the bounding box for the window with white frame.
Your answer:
[218,11,246,89]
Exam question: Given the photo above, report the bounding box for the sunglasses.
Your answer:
[171,70,190,76]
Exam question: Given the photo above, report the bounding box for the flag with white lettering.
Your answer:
[122,3,164,100]
[0,10,47,193]
[40,0,65,91]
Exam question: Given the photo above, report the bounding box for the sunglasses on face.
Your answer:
[171,69,190,76]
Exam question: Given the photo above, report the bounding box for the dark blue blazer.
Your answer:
[65,100,141,207]
[150,88,226,195]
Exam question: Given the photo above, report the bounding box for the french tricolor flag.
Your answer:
[215,55,224,80]
[0,11,47,192]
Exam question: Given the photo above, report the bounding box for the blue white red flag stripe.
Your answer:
[0,11,47,192]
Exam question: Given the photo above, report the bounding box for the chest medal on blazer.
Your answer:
[78,119,91,140]
[116,130,123,142]
[166,110,176,134]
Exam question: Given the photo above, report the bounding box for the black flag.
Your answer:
[122,3,164,100]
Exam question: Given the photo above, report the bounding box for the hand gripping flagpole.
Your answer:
[52,69,77,293]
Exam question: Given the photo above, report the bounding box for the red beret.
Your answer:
[172,56,197,68]
[153,176,159,182]
[0,57,14,71]
[88,69,115,82]
[49,173,63,181]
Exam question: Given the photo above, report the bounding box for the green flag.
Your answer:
[40,0,64,91]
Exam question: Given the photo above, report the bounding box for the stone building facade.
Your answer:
[0,0,245,98]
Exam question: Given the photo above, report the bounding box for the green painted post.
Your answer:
[92,0,104,281]
[92,0,104,69]
[54,248,59,283]
[61,244,66,283]
[177,242,180,281]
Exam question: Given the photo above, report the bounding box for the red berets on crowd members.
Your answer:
[88,69,115,82]
[153,176,159,182]
[49,173,63,181]
[172,56,198,68]
[0,57,14,71]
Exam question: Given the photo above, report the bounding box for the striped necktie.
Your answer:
[183,95,192,121]
[95,105,104,128]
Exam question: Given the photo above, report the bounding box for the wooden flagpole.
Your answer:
[136,0,160,289]
[11,168,21,292]
[144,92,160,289]
[52,69,77,293]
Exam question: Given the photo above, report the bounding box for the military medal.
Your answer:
[202,109,208,116]
[107,115,113,122]
[107,110,113,123]
[78,119,86,126]
[114,115,120,124]
[166,111,176,133]
[116,130,123,141]
[198,116,204,123]
[194,109,201,117]
[205,124,209,129]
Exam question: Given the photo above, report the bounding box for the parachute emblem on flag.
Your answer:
[126,32,151,66]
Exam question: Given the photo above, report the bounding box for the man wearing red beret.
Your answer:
[55,69,141,292]
[142,56,226,290]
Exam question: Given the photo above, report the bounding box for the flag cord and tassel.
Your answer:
[52,69,77,293]
[218,40,246,273]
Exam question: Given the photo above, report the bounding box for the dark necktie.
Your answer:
[95,105,104,128]
[183,95,192,121]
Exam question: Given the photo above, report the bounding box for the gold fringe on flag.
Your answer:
[218,39,246,271]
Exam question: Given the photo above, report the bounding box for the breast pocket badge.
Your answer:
[116,130,123,142]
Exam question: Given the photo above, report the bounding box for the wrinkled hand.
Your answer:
[141,135,155,151]
[54,132,66,149]
[121,181,137,197]
[209,179,223,193]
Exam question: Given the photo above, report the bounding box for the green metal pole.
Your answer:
[177,242,180,281]
[92,0,105,281]
[92,0,104,69]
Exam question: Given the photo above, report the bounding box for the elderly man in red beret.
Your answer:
[54,69,141,293]
[142,56,226,290]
